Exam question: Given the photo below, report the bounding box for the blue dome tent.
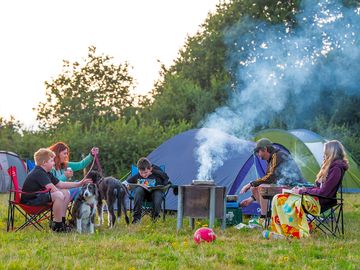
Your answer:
[147,128,267,215]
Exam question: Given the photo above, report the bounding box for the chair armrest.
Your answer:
[301,192,342,201]
[9,188,51,195]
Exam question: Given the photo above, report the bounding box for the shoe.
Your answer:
[248,217,263,229]
[235,223,251,230]
[131,219,141,224]
[151,214,160,222]
[52,222,72,233]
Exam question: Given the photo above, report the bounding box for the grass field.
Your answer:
[0,193,359,270]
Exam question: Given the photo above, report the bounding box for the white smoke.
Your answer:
[196,0,360,180]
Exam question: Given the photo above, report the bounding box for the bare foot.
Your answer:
[239,196,254,207]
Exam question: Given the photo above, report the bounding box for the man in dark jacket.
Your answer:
[126,157,169,224]
[240,138,304,216]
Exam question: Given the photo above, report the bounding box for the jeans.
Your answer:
[133,186,163,221]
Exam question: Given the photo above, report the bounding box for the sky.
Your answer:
[0,0,219,128]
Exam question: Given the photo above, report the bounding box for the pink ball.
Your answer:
[193,227,217,244]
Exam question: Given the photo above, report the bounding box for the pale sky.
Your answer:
[0,0,219,128]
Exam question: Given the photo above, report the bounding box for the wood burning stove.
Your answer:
[177,180,226,230]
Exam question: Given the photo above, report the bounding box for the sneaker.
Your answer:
[151,214,161,222]
[248,217,263,229]
[52,222,72,233]
[131,218,141,224]
[235,223,251,230]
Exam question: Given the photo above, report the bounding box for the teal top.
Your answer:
[51,154,93,182]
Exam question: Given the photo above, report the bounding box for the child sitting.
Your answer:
[125,157,169,224]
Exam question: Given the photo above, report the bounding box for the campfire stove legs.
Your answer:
[176,185,226,231]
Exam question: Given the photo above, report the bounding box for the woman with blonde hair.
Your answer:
[270,140,349,238]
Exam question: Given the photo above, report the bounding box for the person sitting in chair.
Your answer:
[21,148,92,232]
[48,142,99,200]
[271,140,348,238]
[125,157,169,224]
[239,138,304,217]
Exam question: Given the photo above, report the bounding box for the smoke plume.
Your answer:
[196,0,360,180]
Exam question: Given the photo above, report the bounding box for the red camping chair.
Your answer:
[7,166,53,232]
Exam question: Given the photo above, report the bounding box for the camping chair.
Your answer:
[302,182,344,237]
[125,164,176,221]
[26,159,36,173]
[7,166,53,232]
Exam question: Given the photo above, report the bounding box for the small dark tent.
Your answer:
[0,151,27,193]
[147,128,267,215]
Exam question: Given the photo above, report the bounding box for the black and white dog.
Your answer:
[71,183,98,234]
[87,171,130,227]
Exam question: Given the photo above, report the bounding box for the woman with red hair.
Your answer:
[48,142,98,200]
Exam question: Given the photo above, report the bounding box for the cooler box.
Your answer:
[226,202,242,226]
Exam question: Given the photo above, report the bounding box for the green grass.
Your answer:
[0,194,359,270]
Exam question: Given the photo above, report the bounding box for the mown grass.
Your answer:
[0,194,359,270]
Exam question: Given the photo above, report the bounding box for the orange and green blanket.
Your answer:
[271,192,320,238]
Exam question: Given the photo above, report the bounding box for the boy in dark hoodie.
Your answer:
[126,157,169,224]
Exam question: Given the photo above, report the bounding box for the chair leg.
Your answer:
[162,199,166,221]
[265,198,272,229]
[15,209,50,232]
[313,204,344,237]
[7,203,14,232]
[340,203,344,235]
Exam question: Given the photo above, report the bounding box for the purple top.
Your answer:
[299,159,348,208]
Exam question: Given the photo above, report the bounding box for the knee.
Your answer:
[134,187,145,198]
[51,191,65,201]
[62,189,70,199]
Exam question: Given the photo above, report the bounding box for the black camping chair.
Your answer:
[302,181,344,237]
[122,164,177,221]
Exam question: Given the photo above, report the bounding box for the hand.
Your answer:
[79,177,93,186]
[291,186,302,194]
[64,169,73,179]
[91,147,99,156]
[240,183,251,194]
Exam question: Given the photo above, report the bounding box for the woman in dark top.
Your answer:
[271,140,349,238]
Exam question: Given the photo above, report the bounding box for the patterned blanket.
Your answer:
[271,192,320,238]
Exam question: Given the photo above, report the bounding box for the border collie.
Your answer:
[87,171,130,227]
[71,183,98,233]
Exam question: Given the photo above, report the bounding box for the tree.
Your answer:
[145,0,300,126]
[36,46,135,129]
[0,116,23,153]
